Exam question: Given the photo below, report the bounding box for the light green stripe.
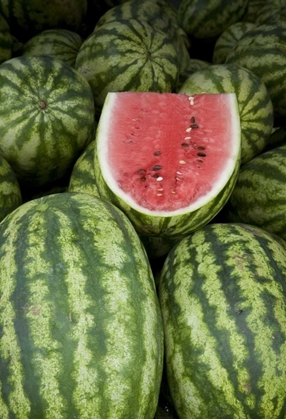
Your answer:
[0,212,31,418]
[225,237,286,418]
[57,213,100,418]
[24,214,66,418]
[172,236,248,417]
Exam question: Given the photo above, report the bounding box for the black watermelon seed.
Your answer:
[197,152,206,157]
[153,165,162,171]
[137,169,146,174]
[154,151,161,156]
[191,116,195,123]
[140,176,146,181]
[191,123,199,129]
[196,158,203,163]
[197,145,205,150]
[181,143,189,147]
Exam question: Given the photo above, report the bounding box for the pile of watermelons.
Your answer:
[0,0,286,418]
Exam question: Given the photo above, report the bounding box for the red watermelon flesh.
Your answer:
[97,92,240,215]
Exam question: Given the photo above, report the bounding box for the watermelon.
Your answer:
[178,63,274,164]
[177,0,248,39]
[75,18,179,113]
[94,91,241,237]
[212,22,256,64]
[22,29,83,68]
[254,2,286,25]
[0,191,163,419]
[68,140,100,198]
[158,222,286,418]
[0,55,95,188]
[0,154,22,222]
[93,0,190,74]
[225,21,286,119]
[225,144,286,241]
[0,0,88,41]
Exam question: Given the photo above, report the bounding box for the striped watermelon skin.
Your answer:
[212,22,256,64]
[0,12,13,64]
[177,0,248,39]
[75,18,179,112]
[254,2,286,25]
[0,192,163,419]
[226,144,286,241]
[0,55,95,187]
[178,63,274,164]
[158,222,286,419]
[94,0,190,74]
[22,29,83,68]
[0,154,22,222]
[68,140,100,197]
[225,22,286,119]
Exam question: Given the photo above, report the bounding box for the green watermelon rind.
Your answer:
[0,191,164,419]
[158,221,286,418]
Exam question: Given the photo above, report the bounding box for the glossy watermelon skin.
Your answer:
[75,18,179,113]
[0,192,163,419]
[158,222,286,419]
[0,154,22,222]
[0,55,95,188]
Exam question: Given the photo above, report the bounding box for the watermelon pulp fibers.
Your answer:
[97,92,240,216]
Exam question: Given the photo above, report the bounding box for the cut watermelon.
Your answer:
[95,91,241,237]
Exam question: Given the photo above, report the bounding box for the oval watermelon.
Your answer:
[0,192,163,419]
[94,91,241,237]
[158,222,286,418]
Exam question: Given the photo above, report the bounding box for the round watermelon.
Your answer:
[212,22,256,64]
[93,91,241,238]
[0,192,163,418]
[0,55,95,188]
[158,222,286,418]
[75,18,179,113]
[22,29,83,68]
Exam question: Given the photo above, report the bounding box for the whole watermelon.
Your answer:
[0,192,163,419]
[0,55,95,188]
[75,18,179,113]
[158,222,286,418]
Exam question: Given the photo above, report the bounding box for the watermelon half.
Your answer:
[95,91,241,237]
